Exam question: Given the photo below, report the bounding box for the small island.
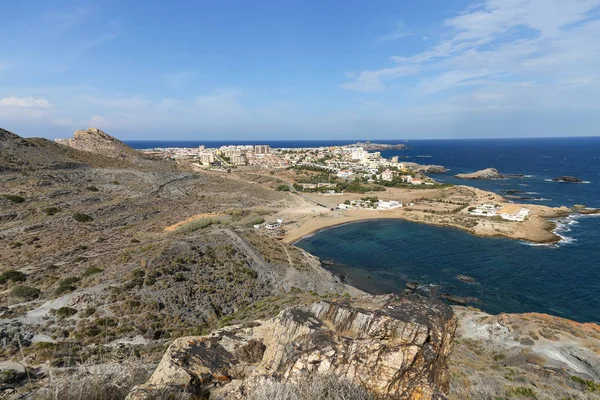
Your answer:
[552,176,583,183]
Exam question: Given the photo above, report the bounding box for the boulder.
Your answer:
[127,294,456,400]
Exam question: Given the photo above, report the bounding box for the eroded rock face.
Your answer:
[127,294,456,399]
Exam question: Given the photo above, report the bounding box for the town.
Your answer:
[143,143,532,232]
[143,142,443,189]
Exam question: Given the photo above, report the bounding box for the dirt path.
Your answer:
[164,213,224,232]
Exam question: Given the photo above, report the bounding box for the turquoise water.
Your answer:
[297,218,600,323]
[295,137,600,323]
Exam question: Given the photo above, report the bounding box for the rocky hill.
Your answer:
[56,128,146,162]
[0,127,138,172]
[0,127,20,141]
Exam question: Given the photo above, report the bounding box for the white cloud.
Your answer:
[342,0,600,101]
[0,97,52,108]
[341,64,419,92]
[377,21,410,41]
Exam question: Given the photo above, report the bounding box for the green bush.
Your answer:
[55,307,77,318]
[56,277,80,295]
[43,206,61,216]
[2,194,25,203]
[85,186,99,192]
[11,285,41,300]
[571,375,600,392]
[73,213,94,223]
[276,184,289,191]
[507,386,536,398]
[0,270,26,284]
[83,267,104,277]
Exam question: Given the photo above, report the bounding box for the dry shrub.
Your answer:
[35,360,151,400]
[235,339,266,363]
[246,374,376,400]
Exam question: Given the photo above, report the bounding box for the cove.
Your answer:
[296,218,600,323]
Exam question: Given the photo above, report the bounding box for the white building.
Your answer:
[337,170,354,179]
[254,145,271,154]
[500,207,530,221]
[198,152,215,165]
[265,221,282,230]
[230,154,246,165]
[469,204,498,217]
[377,200,402,210]
[337,203,354,210]
[381,169,394,181]
[351,148,367,160]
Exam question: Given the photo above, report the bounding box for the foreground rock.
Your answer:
[455,168,503,180]
[552,176,584,183]
[128,294,456,399]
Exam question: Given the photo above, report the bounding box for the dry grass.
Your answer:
[246,374,377,400]
[35,359,151,400]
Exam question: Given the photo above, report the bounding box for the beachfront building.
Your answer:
[337,203,354,210]
[254,145,271,154]
[469,204,498,217]
[499,205,530,221]
[377,200,402,210]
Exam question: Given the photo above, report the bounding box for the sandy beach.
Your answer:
[275,185,571,245]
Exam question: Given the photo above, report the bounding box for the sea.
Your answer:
[126,138,600,323]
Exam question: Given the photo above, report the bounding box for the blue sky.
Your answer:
[1,0,600,140]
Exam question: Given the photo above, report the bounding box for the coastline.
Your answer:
[279,185,571,245]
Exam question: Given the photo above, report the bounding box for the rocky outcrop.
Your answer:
[0,128,20,141]
[404,162,448,173]
[127,294,456,400]
[57,128,144,161]
[552,176,583,183]
[455,168,503,180]
[453,307,600,381]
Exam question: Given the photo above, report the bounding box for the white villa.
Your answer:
[337,170,354,179]
[381,169,394,181]
[470,204,531,222]
[469,204,498,217]
[377,200,402,210]
[500,207,530,222]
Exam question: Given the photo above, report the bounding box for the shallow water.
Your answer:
[297,217,600,323]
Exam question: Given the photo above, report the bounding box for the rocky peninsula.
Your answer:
[455,167,504,179]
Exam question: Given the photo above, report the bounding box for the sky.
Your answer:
[1,0,600,140]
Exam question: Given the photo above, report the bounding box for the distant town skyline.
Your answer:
[2,0,600,140]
